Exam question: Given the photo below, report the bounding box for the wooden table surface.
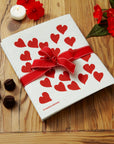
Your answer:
[0,0,114,143]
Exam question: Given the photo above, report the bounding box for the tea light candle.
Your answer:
[10,5,26,20]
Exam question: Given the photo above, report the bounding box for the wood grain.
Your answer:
[0,0,114,134]
[0,132,114,144]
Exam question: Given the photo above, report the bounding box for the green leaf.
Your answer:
[109,0,114,8]
[103,11,107,18]
[102,9,108,18]
[86,22,110,38]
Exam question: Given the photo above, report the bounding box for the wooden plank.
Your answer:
[0,0,39,132]
[0,0,114,132]
[0,0,9,25]
[0,131,114,144]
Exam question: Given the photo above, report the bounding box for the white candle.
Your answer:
[10,5,26,20]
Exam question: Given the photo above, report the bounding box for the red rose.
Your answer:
[93,4,103,24]
[26,1,44,21]
[17,0,35,8]
[107,8,114,37]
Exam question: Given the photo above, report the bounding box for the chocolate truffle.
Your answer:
[4,79,16,91]
[3,95,16,109]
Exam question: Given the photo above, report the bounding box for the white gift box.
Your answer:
[1,14,114,120]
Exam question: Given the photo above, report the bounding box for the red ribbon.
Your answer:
[20,46,93,86]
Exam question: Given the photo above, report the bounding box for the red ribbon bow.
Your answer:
[32,47,76,73]
[20,46,93,86]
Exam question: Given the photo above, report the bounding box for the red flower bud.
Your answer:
[93,4,103,24]
[107,8,114,37]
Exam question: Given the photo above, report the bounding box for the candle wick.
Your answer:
[17,7,19,11]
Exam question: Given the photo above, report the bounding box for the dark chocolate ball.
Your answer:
[3,95,16,109]
[4,79,16,91]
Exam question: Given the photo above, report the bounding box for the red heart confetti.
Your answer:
[56,25,68,34]
[78,73,88,84]
[14,38,26,47]
[21,62,32,73]
[28,38,38,48]
[50,33,60,44]
[40,78,52,87]
[39,42,48,49]
[93,71,103,82]
[59,71,70,81]
[54,82,66,92]
[20,51,32,61]
[83,64,95,74]
[67,81,80,90]
[51,48,60,56]
[45,69,55,78]
[64,37,76,46]
[81,54,91,62]
[39,92,52,104]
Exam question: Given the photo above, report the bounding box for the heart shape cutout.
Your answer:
[14,38,26,47]
[83,64,95,74]
[78,74,88,84]
[40,78,52,87]
[50,33,60,44]
[21,62,32,73]
[93,71,103,82]
[67,81,80,90]
[39,92,52,104]
[59,71,70,81]
[52,48,60,56]
[28,38,38,48]
[39,42,48,49]
[64,37,76,46]
[54,82,66,92]
[20,51,32,61]
[81,54,91,62]
[56,25,68,34]
[45,69,55,78]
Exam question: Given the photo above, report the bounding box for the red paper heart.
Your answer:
[52,48,60,56]
[40,78,52,87]
[39,92,52,104]
[93,71,103,82]
[56,25,68,34]
[59,71,70,81]
[67,81,80,90]
[21,62,32,73]
[54,82,66,92]
[78,74,88,84]
[14,38,26,47]
[39,42,48,49]
[45,69,55,78]
[50,34,60,44]
[28,38,38,48]
[83,64,95,74]
[64,37,76,46]
[20,51,32,61]
[81,54,91,62]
